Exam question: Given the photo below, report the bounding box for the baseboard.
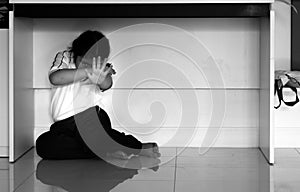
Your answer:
[275,128,300,148]
[0,146,8,157]
[34,126,259,147]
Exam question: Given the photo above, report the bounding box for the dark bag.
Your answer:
[274,74,300,109]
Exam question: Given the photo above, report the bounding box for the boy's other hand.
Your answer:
[106,64,116,75]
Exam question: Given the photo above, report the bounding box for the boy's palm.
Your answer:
[86,56,111,85]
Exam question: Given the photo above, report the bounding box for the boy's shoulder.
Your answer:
[50,50,75,73]
[56,50,73,61]
[53,50,75,66]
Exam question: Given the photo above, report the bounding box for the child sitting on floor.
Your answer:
[36,30,160,160]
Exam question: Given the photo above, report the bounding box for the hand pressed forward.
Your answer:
[85,56,116,86]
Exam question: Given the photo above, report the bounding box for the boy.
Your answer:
[36,30,160,160]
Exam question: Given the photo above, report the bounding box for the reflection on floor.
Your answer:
[1,147,300,192]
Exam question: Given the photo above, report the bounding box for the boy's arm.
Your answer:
[49,68,90,86]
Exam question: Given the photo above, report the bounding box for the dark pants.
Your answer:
[36,106,142,160]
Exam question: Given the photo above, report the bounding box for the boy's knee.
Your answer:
[35,132,54,159]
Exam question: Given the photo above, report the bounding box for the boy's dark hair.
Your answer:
[68,30,110,63]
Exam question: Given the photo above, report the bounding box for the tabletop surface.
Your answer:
[9,0,275,4]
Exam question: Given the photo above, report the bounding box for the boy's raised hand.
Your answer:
[85,56,114,85]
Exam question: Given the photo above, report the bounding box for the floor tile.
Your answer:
[274,157,300,168]
[176,147,259,158]
[274,168,300,182]
[13,172,35,192]
[111,180,174,192]
[0,169,9,180]
[274,148,300,168]
[14,171,67,192]
[33,149,42,168]
[159,147,177,157]
[24,172,174,192]
[0,179,9,192]
[176,149,270,182]
[19,160,175,192]
[15,171,174,192]
[158,156,176,167]
[0,158,9,170]
[7,148,300,192]
[131,166,175,181]
[35,158,175,182]
[34,179,62,192]
[275,181,300,192]
[158,147,177,167]
[176,156,244,168]
[176,148,266,168]
[176,167,259,181]
[6,149,36,192]
[175,180,262,192]
[0,169,9,192]
[296,148,300,155]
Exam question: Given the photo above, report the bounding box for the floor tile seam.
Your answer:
[173,147,178,192]
[295,148,300,156]
[12,171,36,192]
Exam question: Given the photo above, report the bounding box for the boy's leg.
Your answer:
[36,120,97,160]
[54,106,160,158]
[97,107,143,156]
[96,107,160,157]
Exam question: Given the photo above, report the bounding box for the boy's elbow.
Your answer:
[49,72,61,86]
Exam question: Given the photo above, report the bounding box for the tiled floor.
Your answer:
[1,147,300,192]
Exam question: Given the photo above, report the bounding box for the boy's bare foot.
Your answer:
[142,143,159,153]
[139,143,161,158]
[106,151,130,160]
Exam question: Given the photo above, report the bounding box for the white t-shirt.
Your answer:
[49,51,103,122]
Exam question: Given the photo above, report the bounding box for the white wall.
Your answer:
[274,0,291,71]
[33,18,261,147]
[32,1,298,148]
[0,29,9,156]
[33,18,260,89]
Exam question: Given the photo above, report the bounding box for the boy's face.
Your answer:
[76,56,105,67]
